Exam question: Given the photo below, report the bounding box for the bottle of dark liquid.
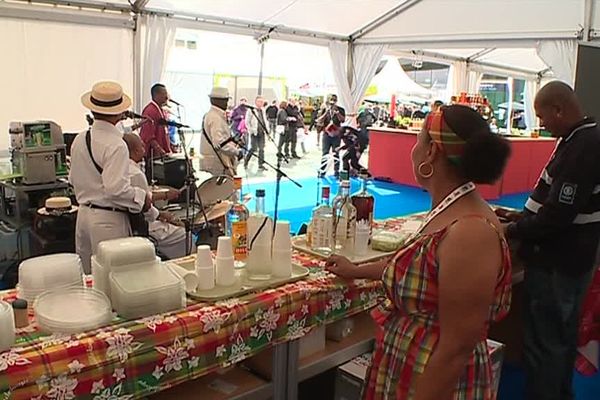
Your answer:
[351,169,375,233]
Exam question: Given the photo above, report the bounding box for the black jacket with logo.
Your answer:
[507,118,600,275]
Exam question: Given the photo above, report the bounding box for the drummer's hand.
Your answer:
[325,255,359,279]
[166,188,180,201]
[158,211,175,224]
[142,193,152,212]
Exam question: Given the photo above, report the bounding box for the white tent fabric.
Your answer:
[136,14,176,110]
[367,56,431,101]
[329,42,387,119]
[536,40,578,85]
[523,79,538,132]
[0,17,133,152]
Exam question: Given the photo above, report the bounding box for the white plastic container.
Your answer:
[95,237,156,270]
[109,264,185,319]
[167,263,199,292]
[0,301,15,352]
[18,253,83,302]
[34,287,112,334]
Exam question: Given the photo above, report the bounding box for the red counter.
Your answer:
[368,127,556,200]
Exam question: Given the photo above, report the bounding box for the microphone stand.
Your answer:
[247,107,302,232]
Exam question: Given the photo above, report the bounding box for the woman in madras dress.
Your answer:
[327,105,513,400]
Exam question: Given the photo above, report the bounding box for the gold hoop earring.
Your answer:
[418,162,434,178]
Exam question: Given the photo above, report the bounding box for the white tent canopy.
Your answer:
[2,0,599,149]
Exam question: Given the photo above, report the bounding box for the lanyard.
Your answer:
[416,181,476,234]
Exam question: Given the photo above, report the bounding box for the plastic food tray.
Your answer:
[174,258,310,302]
[291,235,398,265]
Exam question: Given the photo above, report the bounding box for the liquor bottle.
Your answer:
[351,169,375,234]
[332,175,357,252]
[226,177,249,268]
[246,189,273,280]
[310,186,334,254]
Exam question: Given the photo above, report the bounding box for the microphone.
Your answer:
[159,119,190,128]
[168,99,182,106]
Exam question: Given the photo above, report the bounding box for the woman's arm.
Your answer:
[413,219,502,400]
[326,255,390,280]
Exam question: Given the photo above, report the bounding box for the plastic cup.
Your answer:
[273,221,292,249]
[246,243,272,279]
[196,265,215,291]
[196,245,213,269]
[217,236,233,258]
[354,227,370,256]
[168,263,199,292]
[215,257,236,286]
[0,301,16,352]
[272,249,292,278]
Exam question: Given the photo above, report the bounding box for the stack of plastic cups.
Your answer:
[195,245,215,291]
[246,216,273,280]
[354,221,370,256]
[216,237,236,286]
[0,301,15,352]
[272,221,292,278]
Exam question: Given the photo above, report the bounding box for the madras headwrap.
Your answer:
[426,109,466,165]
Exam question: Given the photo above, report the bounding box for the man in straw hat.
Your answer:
[200,87,241,177]
[70,81,151,273]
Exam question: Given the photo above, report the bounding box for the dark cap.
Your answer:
[256,189,266,197]
[12,298,28,309]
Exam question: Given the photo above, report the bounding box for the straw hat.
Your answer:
[209,87,230,99]
[81,81,132,115]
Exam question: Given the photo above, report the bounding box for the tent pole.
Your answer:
[583,0,594,41]
[258,42,265,95]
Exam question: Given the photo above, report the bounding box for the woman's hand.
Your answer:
[325,255,359,279]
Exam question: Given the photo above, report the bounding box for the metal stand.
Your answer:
[246,107,302,229]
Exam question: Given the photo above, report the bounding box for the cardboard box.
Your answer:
[334,353,372,400]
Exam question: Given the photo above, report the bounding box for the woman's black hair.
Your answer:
[442,105,511,184]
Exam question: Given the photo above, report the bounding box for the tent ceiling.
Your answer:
[146,0,404,36]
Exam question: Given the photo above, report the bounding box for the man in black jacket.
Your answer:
[265,100,278,135]
[499,81,600,400]
[317,94,346,178]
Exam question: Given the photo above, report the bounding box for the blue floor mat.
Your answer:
[243,177,528,233]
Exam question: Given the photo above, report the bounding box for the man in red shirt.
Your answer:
[140,83,172,159]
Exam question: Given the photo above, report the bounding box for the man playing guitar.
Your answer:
[317,94,346,178]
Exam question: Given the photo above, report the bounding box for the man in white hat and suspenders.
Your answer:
[200,87,240,177]
[70,81,151,273]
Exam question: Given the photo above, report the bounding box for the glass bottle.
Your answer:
[246,189,273,280]
[310,186,334,254]
[351,169,375,234]
[332,176,357,252]
[226,177,249,268]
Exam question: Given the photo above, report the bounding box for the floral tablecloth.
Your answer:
[0,217,417,400]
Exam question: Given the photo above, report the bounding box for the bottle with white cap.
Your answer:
[246,189,273,280]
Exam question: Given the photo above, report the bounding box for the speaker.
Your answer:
[574,43,600,121]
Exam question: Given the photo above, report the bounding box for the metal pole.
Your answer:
[258,42,265,96]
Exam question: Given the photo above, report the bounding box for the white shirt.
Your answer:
[245,107,269,136]
[201,106,237,157]
[127,159,160,222]
[69,120,146,212]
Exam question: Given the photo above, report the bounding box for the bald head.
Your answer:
[534,81,584,137]
[123,133,145,163]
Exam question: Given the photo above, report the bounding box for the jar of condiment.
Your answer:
[12,299,29,329]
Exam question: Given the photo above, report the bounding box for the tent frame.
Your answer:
[2,0,597,82]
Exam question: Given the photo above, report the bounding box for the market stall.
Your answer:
[0,215,524,400]
[368,127,556,200]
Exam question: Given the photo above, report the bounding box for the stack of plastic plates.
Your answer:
[110,263,185,319]
[18,254,83,302]
[34,287,112,334]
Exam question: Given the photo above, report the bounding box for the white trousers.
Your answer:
[149,221,191,259]
[76,206,131,274]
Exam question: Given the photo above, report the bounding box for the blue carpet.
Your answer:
[243,177,528,233]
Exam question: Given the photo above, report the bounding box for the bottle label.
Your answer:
[312,216,332,249]
[231,221,247,260]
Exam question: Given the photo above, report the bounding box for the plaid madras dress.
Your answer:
[364,218,512,399]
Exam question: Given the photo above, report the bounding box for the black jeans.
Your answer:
[278,129,291,156]
[245,133,265,167]
[342,146,366,173]
[321,134,341,174]
[268,119,276,135]
[523,266,592,400]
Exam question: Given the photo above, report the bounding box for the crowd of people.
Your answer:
[69,79,599,400]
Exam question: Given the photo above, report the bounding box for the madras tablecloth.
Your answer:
[0,217,415,400]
